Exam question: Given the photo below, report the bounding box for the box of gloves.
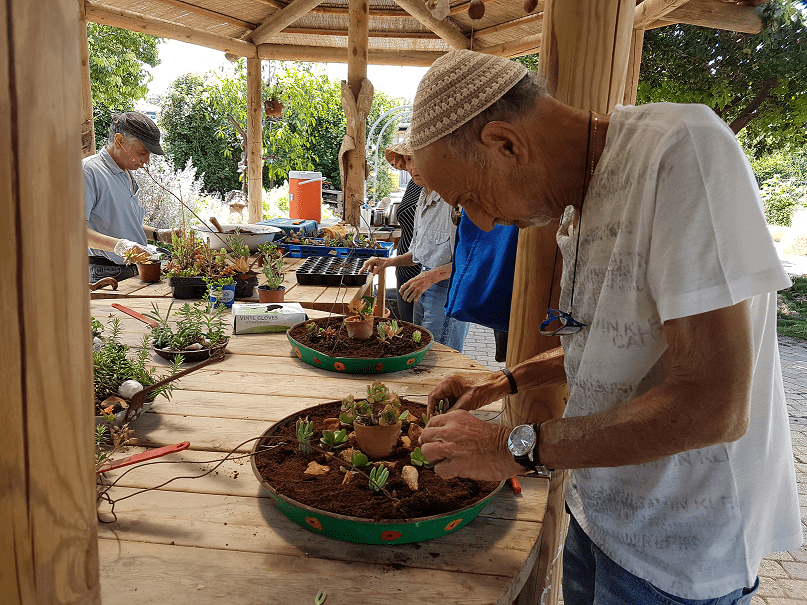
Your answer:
[231,302,308,334]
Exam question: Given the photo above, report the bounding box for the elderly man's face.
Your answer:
[403,155,426,188]
[414,139,552,232]
[115,133,151,170]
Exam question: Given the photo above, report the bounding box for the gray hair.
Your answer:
[108,119,140,146]
[443,71,550,166]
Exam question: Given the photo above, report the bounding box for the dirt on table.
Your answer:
[287,316,432,360]
[253,400,500,521]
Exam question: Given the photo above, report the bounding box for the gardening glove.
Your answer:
[113,238,151,260]
[155,228,180,243]
[419,410,525,481]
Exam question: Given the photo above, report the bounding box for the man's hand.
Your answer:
[427,371,510,416]
[399,271,439,303]
[360,256,390,275]
[419,410,524,480]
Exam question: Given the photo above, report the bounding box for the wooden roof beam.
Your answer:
[478,33,541,58]
[393,0,470,49]
[257,43,443,66]
[150,0,257,31]
[634,0,690,29]
[85,1,257,56]
[247,0,329,45]
[282,27,441,38]
[475,13,542,38]
[645,0,763,33]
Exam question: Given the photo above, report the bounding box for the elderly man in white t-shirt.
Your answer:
[415,50,801,605]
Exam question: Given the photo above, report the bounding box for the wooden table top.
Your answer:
[92,297,548,605]
[91,257,368,314]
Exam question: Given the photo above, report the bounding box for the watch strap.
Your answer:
[502,367,518,394]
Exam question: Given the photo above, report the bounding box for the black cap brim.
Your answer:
[141,139,165,155]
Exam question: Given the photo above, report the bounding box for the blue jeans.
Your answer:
[563,513,759,605]
[413,278,469,352]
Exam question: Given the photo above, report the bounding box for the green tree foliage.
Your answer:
[87,24,160,149]
[749,148,807,226]
[637,1,807,156]
[160,73,242,195]
[159,62,401,197]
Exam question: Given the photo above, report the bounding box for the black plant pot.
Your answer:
[168,276,207,299]
[234,274,259,299]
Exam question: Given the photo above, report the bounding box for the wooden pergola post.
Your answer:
[1,1,101,603]
[79,0,95,157]
[343,0,369,227]
[510,1,634,603]
[246,56,263,224]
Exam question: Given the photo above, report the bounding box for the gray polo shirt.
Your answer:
[84,147,147,264]
[409,188,457,270]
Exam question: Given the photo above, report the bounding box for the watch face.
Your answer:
[508,425,536,457]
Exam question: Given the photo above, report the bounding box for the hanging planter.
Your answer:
[264,98,284,118]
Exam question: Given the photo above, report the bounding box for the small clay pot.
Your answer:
[258,285,285,303]
[264,98,284,117]
[136,261,161,283]
[353,421,402,460]
[344,315,373,339]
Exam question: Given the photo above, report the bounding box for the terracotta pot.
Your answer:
[136,261,161,283]
[258,285,285,303]
[353,420,402,460]
[344,315,373,340]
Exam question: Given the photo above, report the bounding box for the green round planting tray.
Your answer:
[250,409,504,545]
[286,318,433,374]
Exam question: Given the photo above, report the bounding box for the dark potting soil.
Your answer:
[253,400,500,521]
[287,316,432,360]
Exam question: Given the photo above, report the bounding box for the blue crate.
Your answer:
[257,218,318,236]
[276,238,393,259]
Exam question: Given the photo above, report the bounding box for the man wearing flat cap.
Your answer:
[415,50,800,604]
[85,111,175,282]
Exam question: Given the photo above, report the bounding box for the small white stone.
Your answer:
[185,342,204,350]
[402,465,419,491]
[117,380,144,399]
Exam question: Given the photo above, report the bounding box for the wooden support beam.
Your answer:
[634,0,690,29]
[623,27,644,105]
[508,2,635,604]
[247,0,328,45]
[312,6,410,16]
[246,57,263,224]
[475,13,542,38]
[343,0,370,226]
[2,1,100,602]
[647,0,763,33]
[151,0,257,30]
[85,1,258,57]
[258,43,442,66]
[79,2,95,157]
[282,27,441,39]
[393,0,470,49]
[478,33,542,58]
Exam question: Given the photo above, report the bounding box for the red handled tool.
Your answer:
[112,303,159,328]
[97,441,190,474]
[508,477,522,494]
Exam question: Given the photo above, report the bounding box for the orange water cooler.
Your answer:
[289,171,323,224]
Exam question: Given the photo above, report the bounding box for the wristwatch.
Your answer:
[507,423,552,476]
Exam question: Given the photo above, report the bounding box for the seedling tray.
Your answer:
[276,238,393,259]
[295,256,370,287]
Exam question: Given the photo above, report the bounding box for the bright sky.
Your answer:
[145,39,428,103]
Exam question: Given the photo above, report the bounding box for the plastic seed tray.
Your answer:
[295,256,370,287]
[277,238,393,259]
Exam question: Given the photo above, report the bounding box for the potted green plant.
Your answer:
[120,246,162,283]
[92,315,182,425]
[225,232,260,298]
[145,301,229,363]
[257,242,286,302]
[264,83,284,117]
[347,381,409,459]
[344,296,375,339]
[206,275,236,308]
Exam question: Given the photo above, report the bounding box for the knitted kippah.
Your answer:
[411,50,528,151]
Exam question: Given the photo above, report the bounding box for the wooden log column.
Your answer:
[246,56,263,224]
[79,1,95,157]
[1,0,100,603]
[510,1,634,604]
[343,0,369,227]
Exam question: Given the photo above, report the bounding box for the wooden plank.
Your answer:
[79,7,95,157]
[1,0,100,602]
[85,1,258,57]
[247,0,328,45]
[648,0,762,33]
[98,539,527,605]
[478,33,542,58]
[97,486,543,577]
[281,27,441,39]
[634,0,690,29]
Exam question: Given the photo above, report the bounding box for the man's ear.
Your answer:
[479,122,528,165]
